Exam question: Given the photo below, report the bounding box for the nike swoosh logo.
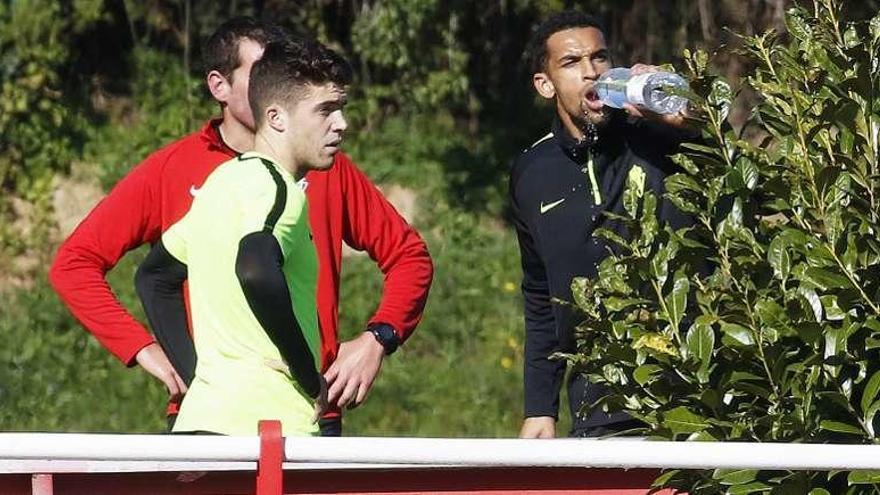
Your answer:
[540,198,566,214]
[189,185,200,197]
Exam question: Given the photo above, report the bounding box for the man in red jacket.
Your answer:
[48,17,433,436]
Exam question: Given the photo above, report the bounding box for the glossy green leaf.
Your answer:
[818,420,863,435]
[871,13,880,45]
[736,157,759,190]
[570,277,593,313]
[860,370,880,416]
[664,269,689,330]
[864,402,880,438]
[824,326,847,360]
[686,430,717,441]
[633,364,663,386]
[804,268,852,291]
[650,242,678,286]
[798,287,824,322]
[712,468,759,486]
[785,8,812,42]
[726,481,772,494]
[594,228,631,250]
[720,322,755,346]
[768,235,792,282]
[686,320,714,379]
[665,173,702,194]
[847,470,880,484]
[663,406,709,435]
[651,469,681,487]
[603,297,649,312]
[865,336,880,350]
[820,296,847,321]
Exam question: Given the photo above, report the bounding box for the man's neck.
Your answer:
[218,115,255,154]
[558,113,585,141]
[253,135,303,180]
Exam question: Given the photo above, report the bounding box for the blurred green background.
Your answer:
[1,0,877,436]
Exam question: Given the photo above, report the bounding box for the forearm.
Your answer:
[50,244,155,365]
[236,232,321,399]
[135,240,195,385]
[523,318,565,418]
[367,233,433,341]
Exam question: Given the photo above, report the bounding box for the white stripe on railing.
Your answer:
[2,434,880,471]
[0,434,258,462]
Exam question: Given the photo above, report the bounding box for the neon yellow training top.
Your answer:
[163,151,320,436]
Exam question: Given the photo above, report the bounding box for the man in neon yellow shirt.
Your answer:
[135,37,351,436]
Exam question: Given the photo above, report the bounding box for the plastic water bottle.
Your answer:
[594,67,689,114]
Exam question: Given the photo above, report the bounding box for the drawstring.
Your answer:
[582,124,602,205]
[586,154,602,205]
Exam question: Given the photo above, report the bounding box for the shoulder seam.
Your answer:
[257,158,287,233]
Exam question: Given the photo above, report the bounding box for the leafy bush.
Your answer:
[0,248,168,432]
[564,1,880,492]
[84,47,214,190]
[0,0,102,200]
[350,0,469,116]
[0,0,105,261]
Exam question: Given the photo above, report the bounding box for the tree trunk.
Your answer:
[697,0,716,44]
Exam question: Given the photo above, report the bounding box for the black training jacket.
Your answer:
[509,113,691,422]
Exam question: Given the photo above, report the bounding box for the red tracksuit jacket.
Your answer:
[49,120,433,406]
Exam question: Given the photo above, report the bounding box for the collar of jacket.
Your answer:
[204,118,242,157]
[552,112,627,164]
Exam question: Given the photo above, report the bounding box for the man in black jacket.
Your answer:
[511,10,692,438]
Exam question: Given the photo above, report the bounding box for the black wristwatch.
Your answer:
[367,323,400,355]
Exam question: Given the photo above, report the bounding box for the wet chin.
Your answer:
[579,106,609,127]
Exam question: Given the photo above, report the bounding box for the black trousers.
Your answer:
[318,416,342,437]
[567,372,643,438]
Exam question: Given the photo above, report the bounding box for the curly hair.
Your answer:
[248,38,353,127]
[202,17,287,83]
[525,10,606,75]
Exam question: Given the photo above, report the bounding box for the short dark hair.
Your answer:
[202,17,285,82]
[525,10,605,74]
[248,38,353,127]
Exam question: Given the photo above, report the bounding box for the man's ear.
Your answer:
[533,72,556,100]
[265,104,286,133]
[206,70,231,103]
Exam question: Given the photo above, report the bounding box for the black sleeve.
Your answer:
[509,169,565,419]
[235,231,321,399]
[135,240,196,386]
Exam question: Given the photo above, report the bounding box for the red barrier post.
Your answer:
[256,420,283,495]
[31,474,54,495]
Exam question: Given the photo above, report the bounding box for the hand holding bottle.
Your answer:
[594,64,693,130]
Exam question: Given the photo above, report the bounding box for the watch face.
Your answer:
[378,326,395,341]
[371,325,399,354]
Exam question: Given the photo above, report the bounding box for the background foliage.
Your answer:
[0,0,878,445]
[563,0,880,491]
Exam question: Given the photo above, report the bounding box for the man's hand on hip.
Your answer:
[324,331,385,409]
[135,342,188,401]
[520,416,556,438]
[312,376,330,423]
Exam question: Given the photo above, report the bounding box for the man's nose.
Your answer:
[333,112,348,133]
[582,61,599,80]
